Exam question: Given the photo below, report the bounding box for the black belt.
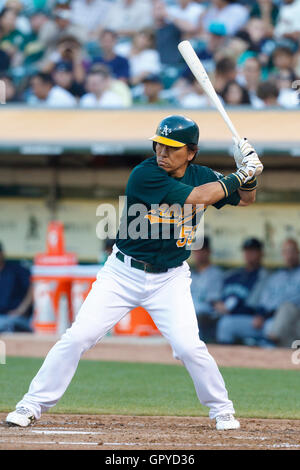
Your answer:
[116,251,169,273]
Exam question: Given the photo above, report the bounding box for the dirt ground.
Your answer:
[1,334,299,450]
[1,414,300,450]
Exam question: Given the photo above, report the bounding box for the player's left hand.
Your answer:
[233,137,258,167]
[233,137,244,169]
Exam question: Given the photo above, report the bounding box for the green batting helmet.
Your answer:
[150,115,199,148]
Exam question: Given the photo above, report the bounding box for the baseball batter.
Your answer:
[6,115,262,430]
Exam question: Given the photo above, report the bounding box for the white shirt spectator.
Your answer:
[274,0,300,37]
[191,265,224,315]
[129,50,161,79]
[28,86,77,107]
[203,3,249,36]
[277,88,299,108]
[70,0,112,33]
[251,88,299,109]
[46,86,77,107]
[80,90,125,108]
[102,0,154,33]
[248,91,265,109]
[167,1,205,28]
[179,92,212,108]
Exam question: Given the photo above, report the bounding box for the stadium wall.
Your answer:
[0,108,299,266]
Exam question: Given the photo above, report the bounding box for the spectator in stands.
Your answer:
[42,35,86,86]
[0,242,33,333]
[39,4,87,60]
[70,0,112,39]
[5,0,31,35]
[273,69,299,108]
[272,45,295,73]
[128,29,161,86]
[270,46,299,103]
[237,18,271,55]
[179,23,228,80]
[90,62,132,106]
[1,74,19,102]
[19,0,56,15]
[216,238,269,345]
[221,79,251,105]
[0,48,10,73]
[175,75,213,108]
[190,237,224,343]
[258,239,300,348]
[0,7,27,67]
[213,34,247,65]
[80,65,127,107]
[27,71,77,106]
[22,9,50,69]
[274,0,300,42]
[213,56,237,94]
[255,79,279,107]
[250,0,279,26]
[101,0,154,38]
[201,0,249,37]
[152,0,182,66]
[237,57,263,107]
[164,0,205,37]
[52,61,85,99]
[91,29,130,82]
[134,74,168,105]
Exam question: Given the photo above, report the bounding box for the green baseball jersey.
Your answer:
[116,156,240,269]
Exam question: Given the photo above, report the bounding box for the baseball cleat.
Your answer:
[215,413,240,431]
[6,407,36,427]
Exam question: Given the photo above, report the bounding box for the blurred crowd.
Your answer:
[0,0,299,108]
[191,237,300,348]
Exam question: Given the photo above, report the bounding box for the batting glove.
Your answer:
[235,159,259,184]
[242,154,263,177]
[233,137,263,176]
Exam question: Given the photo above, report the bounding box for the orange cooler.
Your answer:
[71,266,160,337]
[113,307,160,336]
[71,265,100,320]
[32,266,73,334]
[32,221,77,335]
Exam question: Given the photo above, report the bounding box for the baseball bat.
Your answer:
[178,40,263,176]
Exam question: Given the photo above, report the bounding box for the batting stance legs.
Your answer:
[15,251,234,420]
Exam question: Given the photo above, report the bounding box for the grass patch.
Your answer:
[0,357,299,419]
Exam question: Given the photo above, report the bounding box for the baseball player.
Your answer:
[6,115,262,430]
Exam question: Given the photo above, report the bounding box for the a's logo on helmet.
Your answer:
[160,125,172,136]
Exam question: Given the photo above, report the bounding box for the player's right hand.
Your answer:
[242,153,264,177]
[235,158,260,184]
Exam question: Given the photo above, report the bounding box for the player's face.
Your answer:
[156,143,195,177]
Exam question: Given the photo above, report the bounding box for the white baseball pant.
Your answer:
[17,249,235,419]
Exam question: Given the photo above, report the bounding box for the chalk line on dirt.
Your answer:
[32,429,104,435]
